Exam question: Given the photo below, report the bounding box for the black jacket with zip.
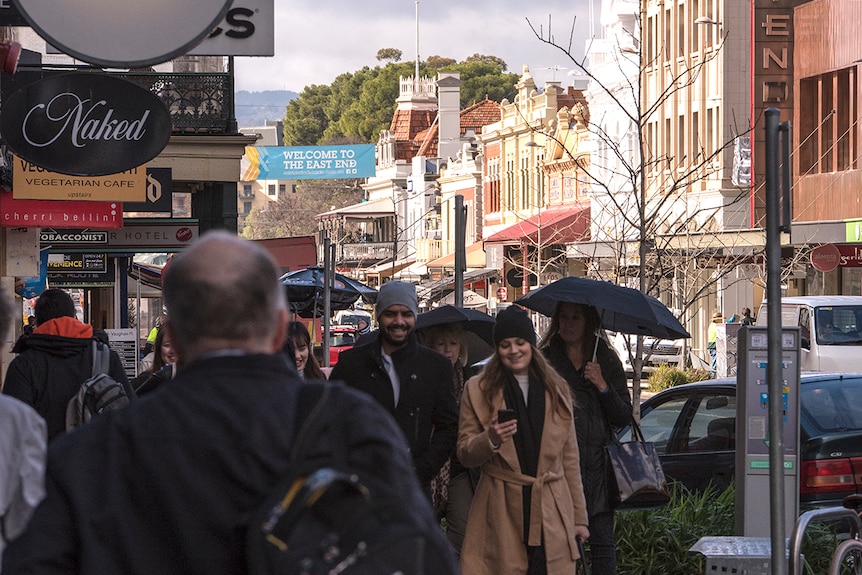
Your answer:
[330,333,458,490]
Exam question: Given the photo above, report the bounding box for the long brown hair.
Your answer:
[287,322,326,380]
[477,342,571,419]
[538,302,603,358]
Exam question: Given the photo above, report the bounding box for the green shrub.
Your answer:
[647,365,689,392]
[647,365,714,392]
[612,482,843,575]
[614,483,734,575]
[685,368,712,382]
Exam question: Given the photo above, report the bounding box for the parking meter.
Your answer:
[735,326,801,536]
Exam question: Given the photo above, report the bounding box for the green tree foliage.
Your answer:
[376,47,402,63]
[282,55,517,146]
[425,55,457,69]
[442,60,518,107]
[464,53,509,71]
[282,84,332,146]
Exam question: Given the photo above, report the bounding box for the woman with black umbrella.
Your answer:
[539,302,632,575]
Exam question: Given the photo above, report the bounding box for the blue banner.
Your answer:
[245,144,376,180]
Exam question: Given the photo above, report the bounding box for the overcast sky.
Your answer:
[233,0,595,93]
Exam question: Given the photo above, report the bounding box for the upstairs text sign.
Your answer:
[0,73,172,177]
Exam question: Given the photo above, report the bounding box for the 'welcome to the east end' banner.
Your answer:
[242,144,375,181]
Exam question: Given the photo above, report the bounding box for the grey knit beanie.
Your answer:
[375,281,418,319]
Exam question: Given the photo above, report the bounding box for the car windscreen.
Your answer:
[801,377,862,433]
[814,305,862,345]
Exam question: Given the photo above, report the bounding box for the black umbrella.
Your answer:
[280,266,377,319]
[415,305,496,363]
[515,276,690,340]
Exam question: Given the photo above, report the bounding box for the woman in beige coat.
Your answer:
[457,306,590,575]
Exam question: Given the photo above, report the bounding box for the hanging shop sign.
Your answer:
[810,244,841,273]
[12,157,147,202]
[12,0,232,68]
[0,73,172,177]
[0,191,122,229]
[47,253,115,288]
[40,219,198,253]
[189,0,275,56]
[122,168,173,213]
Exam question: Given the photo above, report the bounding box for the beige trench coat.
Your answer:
[457,374,589,575]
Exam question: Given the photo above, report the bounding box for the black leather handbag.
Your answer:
[606,419,670,508]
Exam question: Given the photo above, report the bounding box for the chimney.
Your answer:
[437,72,461,161]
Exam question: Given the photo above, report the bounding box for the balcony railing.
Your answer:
[340,242,394,262]
[114,71,234,135]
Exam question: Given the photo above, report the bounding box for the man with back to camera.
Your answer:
[2,288,130,441]
[330,280,459,496]
[2,232,457,575]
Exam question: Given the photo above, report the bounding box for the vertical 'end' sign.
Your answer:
[0,73,172,177]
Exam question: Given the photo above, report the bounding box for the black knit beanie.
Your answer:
[493,306,537,347]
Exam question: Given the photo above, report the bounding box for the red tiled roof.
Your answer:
[460,98,501,133]
[411,97,502,159]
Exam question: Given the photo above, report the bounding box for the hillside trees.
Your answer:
[282,54,518,146]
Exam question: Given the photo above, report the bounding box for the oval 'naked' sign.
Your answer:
[0,73,172,177]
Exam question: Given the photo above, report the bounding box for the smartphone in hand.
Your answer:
[497,408,516,423]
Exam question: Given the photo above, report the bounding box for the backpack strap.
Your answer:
[91,340,110,377]
[290,382,346,466]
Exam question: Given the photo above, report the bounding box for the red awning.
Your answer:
[484,205,590,245]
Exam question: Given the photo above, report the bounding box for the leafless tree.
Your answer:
[526,13,760,412]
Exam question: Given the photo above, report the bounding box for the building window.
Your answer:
[800,68,856,175]
[267,184,276,196]
[243,201,252,215]
[278,183,286,197]
[243,183,252,195]
[505,158,515,211]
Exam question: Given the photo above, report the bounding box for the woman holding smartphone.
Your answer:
[457,306,589,575]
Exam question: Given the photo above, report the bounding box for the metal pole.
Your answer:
[454,194,466,308]
[323,237,332,368]
[764,108,787,575]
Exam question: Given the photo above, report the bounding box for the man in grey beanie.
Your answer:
[330,281,458,497]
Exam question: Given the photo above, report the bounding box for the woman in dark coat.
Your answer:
[540,302,632,575]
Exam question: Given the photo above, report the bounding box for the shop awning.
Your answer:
[484,205,590,245]
[425,242,487,270]
[417,268,499,301]
[128,262,163,291]
[318,197,394,220]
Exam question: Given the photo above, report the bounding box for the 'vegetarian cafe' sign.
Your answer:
[0,72,172,177]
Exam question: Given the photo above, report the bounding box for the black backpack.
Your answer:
[246,382,455,575]
[65,340,133,430]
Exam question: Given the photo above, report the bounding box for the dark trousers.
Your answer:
[587,511,617,575]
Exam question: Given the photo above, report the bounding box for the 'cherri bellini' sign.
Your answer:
[0,72,172,177]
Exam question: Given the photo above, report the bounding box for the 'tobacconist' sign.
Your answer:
[0,73,172,177]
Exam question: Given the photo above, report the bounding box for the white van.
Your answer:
[756,296,862,372]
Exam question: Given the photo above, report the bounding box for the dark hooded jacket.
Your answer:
[544,335,632,516]
[2,316,130,441]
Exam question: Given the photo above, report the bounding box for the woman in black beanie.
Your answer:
[457,305,590,575]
